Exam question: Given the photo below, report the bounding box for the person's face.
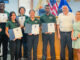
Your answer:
[76,12,80,21]
[45,6,50,13]
[11,13,16,20]
[0,3,5,10]
[62,6,69,15]
[20,8,25,15]
[30,11,35,18]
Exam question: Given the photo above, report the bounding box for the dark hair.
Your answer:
[45,5,50,9]
[19,7,26,14]
[9,11,20,26]
[29,9,35,14]
[9,11,16,20]
[77,11,80,13]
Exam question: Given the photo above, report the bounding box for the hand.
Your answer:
[18,38,22,40]
[72,37,77,41]
[49,32,52,34]
[45,32,48,34]
[0,28,2,32]
[28,33,32,35]
[34,34,38,35]
[13,38,16,41]
[58,33,60,40]
[78,34,80,38]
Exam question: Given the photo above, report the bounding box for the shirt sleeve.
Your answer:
[53,15,56,23]
[57,14,61,25]
[6,21,10,28]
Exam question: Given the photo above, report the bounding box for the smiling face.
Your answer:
[62,6,69,15]
[11,13,16,20]
[29,10,35,18]
[20,8,25,15]
[76,11,80,21]
[45,6,50,14]
[0,3,5,11]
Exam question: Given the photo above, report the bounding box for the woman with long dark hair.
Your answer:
[5,11,21,60]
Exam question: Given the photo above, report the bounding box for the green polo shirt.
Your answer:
[24,17,40,25]
[40,14,56,23]
[0,10,9,35]
[6,20,20,29]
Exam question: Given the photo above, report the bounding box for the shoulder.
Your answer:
[24,15,28,19]
[7,21,11,24]
[40,14,45,18]
[50,14,56,18]
[25,17,30,22]
[4,10,9,16]
[68,12,75,16]
[58,13,63,16]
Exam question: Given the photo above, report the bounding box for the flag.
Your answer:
[58,0,72,12]
[48,0,58,16]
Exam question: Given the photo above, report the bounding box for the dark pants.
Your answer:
[27,35,39,60]
[19,29,27,58]
[0,34,8,60]
[9,39,21,60]
[60,32,73,60]
[42,33,55,60]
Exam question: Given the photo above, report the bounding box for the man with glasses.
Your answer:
[57,5,75,60]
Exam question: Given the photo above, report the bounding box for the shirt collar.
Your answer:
[62,12,71,16]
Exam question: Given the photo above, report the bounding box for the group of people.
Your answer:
[0,1,80,60]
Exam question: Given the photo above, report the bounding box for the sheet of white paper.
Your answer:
[9,27,23,40]
[0,13,8,23]
[32,24,39,34]
[48,23,55,32]
[18,16,25,26]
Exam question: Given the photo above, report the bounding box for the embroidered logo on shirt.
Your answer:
[35,21,38,23]
[49,16,53,19]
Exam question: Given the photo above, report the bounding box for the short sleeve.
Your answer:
[6,21,10,28]
[53,15,56,23]
[40,16,43,24]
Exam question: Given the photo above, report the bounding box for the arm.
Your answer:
[57,24,60,39]
[5,27,9,38]
[71,29,77,40]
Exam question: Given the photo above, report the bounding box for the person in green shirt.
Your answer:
[18,7,28,60]
[24,9,40,60]
[5,11,21,60]
[40,5,56,60]
[0,2,9,60]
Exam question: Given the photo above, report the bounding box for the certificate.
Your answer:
[48,23,55,32]
[42,23,48,33]
[18,16,25,26]
[24,23,32,33]
[32,24,39,34]
[0,13,8,23]
[25,23,39,34]
[42,23,55,33]
[9,27,23,40]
